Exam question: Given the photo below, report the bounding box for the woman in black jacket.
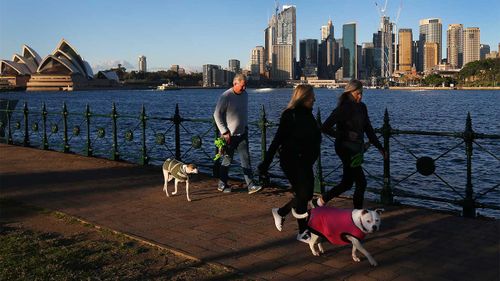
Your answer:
[316,79,386,209]
[258,84,321,243]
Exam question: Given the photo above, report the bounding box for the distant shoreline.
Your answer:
[388,86,500,90]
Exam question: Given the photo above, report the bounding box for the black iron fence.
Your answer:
[1,100,498,218]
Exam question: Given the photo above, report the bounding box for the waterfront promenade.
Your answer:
[1,143,498,281]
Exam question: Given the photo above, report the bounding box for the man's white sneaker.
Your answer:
[271,208,285,232]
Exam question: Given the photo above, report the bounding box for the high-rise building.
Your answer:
[299,39,318,77]
[447,24,463,68]
[203,64,219,87]
[250,46,266,76]
[480,44,490,60]
[418,18,442,72]
[463,27,480,65]
[424,42,439,72]
[138,55,147,72]
[412,40,420,70]
[398,28,413,72]
[342,23,357,80]
[170,64,179,72]
[228,59,240,73]
[318,20,336,79]
[379,17,394,78]
[271,44,294,80]
[265,4,296,80]
[362,42,375,79]
[321,19,334,41]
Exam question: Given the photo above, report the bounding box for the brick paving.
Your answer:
[1,143,499,281]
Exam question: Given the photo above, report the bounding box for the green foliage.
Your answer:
[213,137,226,161]
[458,58,500,86]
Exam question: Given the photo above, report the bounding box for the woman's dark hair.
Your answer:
[338,79,363,106]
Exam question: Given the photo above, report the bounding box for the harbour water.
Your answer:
[1,88,499,217]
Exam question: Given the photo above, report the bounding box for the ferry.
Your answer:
[157,82,179,91]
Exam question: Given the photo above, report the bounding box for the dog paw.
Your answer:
[368,258,378,267]
[352,255,361,262]
[311,251,320,256]
[318,244,324,253]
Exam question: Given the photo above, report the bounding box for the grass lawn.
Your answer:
[0,199,248,280]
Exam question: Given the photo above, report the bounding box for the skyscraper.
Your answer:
[398,28,413,72]
[265,4,296,80]
[362,42,375,79]
[342,23,357,80]
[138,55,147,72]
[463,27,480,65]
[424,42,438,72]
[321,19,334,41]
[228,59,240,73]
[318,19,336,79]
[379,17,394,78]
[480,44,490,60]
[251,46,265,76]
[447,24,463,68]
[418,18,442,71]
[299,39,318,71]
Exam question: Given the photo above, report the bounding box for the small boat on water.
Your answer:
[157,82,179,91]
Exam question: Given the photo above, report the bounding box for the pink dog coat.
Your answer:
[308,207,366,245]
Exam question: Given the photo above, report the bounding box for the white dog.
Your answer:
[307,207,383,266]
[162,158,198,201]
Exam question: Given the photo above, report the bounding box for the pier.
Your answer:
[1,143,498,280]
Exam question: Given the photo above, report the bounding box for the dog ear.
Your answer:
[375,208,385,215]
[361,209,369,215]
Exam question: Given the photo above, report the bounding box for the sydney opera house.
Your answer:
[0,39,118,91]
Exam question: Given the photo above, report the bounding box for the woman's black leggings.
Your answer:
[321,145,367,209]
[278,158,314,233]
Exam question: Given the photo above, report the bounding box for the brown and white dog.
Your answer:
[307,207,383,266]
[162,158,198,201]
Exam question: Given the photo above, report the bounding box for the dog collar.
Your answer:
[359,217,370,233]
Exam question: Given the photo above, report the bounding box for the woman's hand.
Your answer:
[379,148,388,160]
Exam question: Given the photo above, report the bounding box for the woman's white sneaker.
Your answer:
[296,230,311,243]
[271,208,285,231]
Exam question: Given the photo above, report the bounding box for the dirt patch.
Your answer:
[0,199,250,280]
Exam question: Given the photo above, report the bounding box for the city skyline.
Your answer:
[1,0,498,72]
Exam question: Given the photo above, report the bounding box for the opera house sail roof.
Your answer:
[2,38,117,91]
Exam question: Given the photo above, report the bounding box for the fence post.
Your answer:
[315,108,324,193]
[85,104,92,156]
[259,105,269,185]
[140,105,148,165]
[7,100,12,144]
[62,102,69,152]
[111,103,119,160]
[23,102,29,147]
[381,108,393,204]
[174,103,181,161]
[463,112,476,217]
[213,118,220,177]
[42,103,48,150]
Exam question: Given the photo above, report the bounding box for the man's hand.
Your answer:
[222,132,231,144]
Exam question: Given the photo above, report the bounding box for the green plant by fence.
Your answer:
[0,100,498,218]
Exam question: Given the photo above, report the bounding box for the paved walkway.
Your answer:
[1,144,499,281]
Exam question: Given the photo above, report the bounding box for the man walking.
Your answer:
[213,74,262,194]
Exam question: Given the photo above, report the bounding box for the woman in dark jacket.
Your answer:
[258,84,321,243]
[316,79,386,209]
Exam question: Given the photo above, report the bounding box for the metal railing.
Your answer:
[1,100,498,218]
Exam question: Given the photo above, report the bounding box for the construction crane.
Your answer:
[374,0,403,83]
[393,1,403,74]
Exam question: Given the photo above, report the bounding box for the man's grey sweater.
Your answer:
[213,88,248,136]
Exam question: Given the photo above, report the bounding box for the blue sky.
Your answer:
[1,0,498,72]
